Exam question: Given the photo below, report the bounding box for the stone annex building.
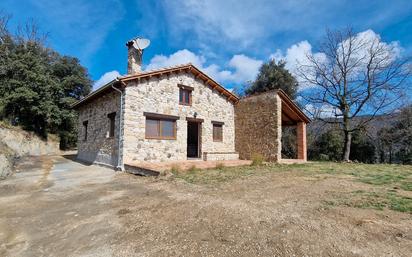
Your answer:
[72,39,310,171]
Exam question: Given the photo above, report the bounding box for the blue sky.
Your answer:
[1,0,412,90]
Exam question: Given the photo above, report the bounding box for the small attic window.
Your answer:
[178,84,193,106]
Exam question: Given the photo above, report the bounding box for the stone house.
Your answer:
[72,39,309,171]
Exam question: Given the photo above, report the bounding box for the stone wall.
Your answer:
[122,72,236,163]
[234,91,282,162]
[77,91,121,167]
[203,152,239,161]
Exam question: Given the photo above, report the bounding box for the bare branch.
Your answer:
[298,27,411,161]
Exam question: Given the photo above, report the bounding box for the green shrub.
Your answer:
[319,154,330,161]
[251,153,264,166]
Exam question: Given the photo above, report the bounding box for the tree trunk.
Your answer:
[343,131,352,161]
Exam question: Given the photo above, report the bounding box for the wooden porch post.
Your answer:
[297,122,307,161]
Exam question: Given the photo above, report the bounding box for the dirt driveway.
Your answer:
[0,155,411,257]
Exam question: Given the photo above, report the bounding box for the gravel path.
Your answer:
[0,155,410,257]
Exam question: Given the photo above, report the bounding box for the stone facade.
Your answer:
[235,91,282,162]
[77,91,121,166]
[122,72,236,164]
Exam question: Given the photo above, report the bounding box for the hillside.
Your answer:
[0,123,60,179]
[308,113,400,138]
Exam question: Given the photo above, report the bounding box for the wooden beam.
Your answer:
[143,112,180,120]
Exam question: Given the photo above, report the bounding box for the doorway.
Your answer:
[187,121,201,158]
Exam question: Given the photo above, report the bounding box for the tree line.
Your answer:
[0,14,91,149]
[308,106,412,164]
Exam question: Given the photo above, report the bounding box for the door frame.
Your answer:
[186,118,203,159]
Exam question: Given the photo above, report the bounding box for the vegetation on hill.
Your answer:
[308,106,412,164]
[0,14,92,149]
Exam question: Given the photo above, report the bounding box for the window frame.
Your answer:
[83,120,88,141]
[212,121,224,142]
[107,112,116,138]
[178,84,193,106]
[144,112,179,140]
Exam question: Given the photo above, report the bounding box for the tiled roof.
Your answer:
[71,63,239,109]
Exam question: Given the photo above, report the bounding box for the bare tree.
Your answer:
[0,11,11,43]
[298,28,410,161]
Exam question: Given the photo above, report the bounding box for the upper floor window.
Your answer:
[107,112,116,138]
[178,84,193,105]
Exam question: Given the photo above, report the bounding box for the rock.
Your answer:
[0,153,13,179]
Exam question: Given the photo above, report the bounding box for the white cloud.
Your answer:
[305,103,342,118]
[338,29,402,77]
[270,29,401,91]
[146,50,262,85]
[93,70,121,90]
[270,41,313,74]
[162,0,323,49]
[270,41,326,90]
[146,49,205,70]
[137,29,403,95]
[228,55,263,83]
[160,0,412,52]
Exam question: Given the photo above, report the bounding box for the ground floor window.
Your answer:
[107,112,116,138]
[145,118,176,140]
[82,120,88,141]
[212,121,223,142]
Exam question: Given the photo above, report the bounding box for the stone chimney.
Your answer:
[126,40,142,74]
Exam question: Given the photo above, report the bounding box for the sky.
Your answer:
[1,0,412,91]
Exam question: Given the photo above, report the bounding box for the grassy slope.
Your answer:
[172,162,412,213]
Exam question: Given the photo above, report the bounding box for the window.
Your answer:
[212,121,223,142]
[178,85,193,105]
[145,118,177,140]
[107,112,116,138]
[83,121,88,141]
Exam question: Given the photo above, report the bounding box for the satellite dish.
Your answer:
[132,38,150,51]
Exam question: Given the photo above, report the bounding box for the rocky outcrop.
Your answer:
[0,125,60,179]
[0,142,15,179]
[0,127,60,156]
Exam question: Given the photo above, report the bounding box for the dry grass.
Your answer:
[173,161,412,213]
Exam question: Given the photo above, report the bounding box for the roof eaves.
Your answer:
[276,89,311,123]
[71,79,118,109]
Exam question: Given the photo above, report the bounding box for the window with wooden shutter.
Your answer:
[178,85,193,105]
[212,122,223,142]
[145,116,177,140]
